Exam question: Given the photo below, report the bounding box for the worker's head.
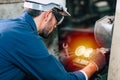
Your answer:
[23,0,70,38]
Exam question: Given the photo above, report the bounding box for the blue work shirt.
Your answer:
[0,12,86,80]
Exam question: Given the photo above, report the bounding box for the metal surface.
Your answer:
[94,16,114,48]
[62,43,69,57]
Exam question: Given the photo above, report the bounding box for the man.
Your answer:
[0,0,106,80]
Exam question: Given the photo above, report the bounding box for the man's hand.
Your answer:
[89,48,107,71]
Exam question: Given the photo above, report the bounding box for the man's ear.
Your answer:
[44,10,53,22]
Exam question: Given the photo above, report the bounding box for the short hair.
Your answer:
[24,8,43,18]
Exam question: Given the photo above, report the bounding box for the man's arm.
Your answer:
[60,48,106,80]
[80,62,97,79]
[80,48,106,79]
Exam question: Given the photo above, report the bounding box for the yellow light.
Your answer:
[84,48,93,57]
[75,46,93,57]
[73,58,89,65]
[75,46,86,56]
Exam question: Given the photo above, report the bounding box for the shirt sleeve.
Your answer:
[80,70,88,80]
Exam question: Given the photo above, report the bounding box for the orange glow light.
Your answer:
[67,32,99,54]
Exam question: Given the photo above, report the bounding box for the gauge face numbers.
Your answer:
[75,46,86,56]
[75,46,93,57]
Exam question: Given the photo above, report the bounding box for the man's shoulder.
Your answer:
[0,18,25,29]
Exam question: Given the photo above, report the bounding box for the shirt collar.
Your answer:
[20,12,37,33]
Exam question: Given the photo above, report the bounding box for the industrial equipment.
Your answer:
[59,16,114,80]
[94,16,114,48]
[57,0,116,80]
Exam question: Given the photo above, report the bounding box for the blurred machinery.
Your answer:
[58,0,116,80]
[94,16,114,48]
